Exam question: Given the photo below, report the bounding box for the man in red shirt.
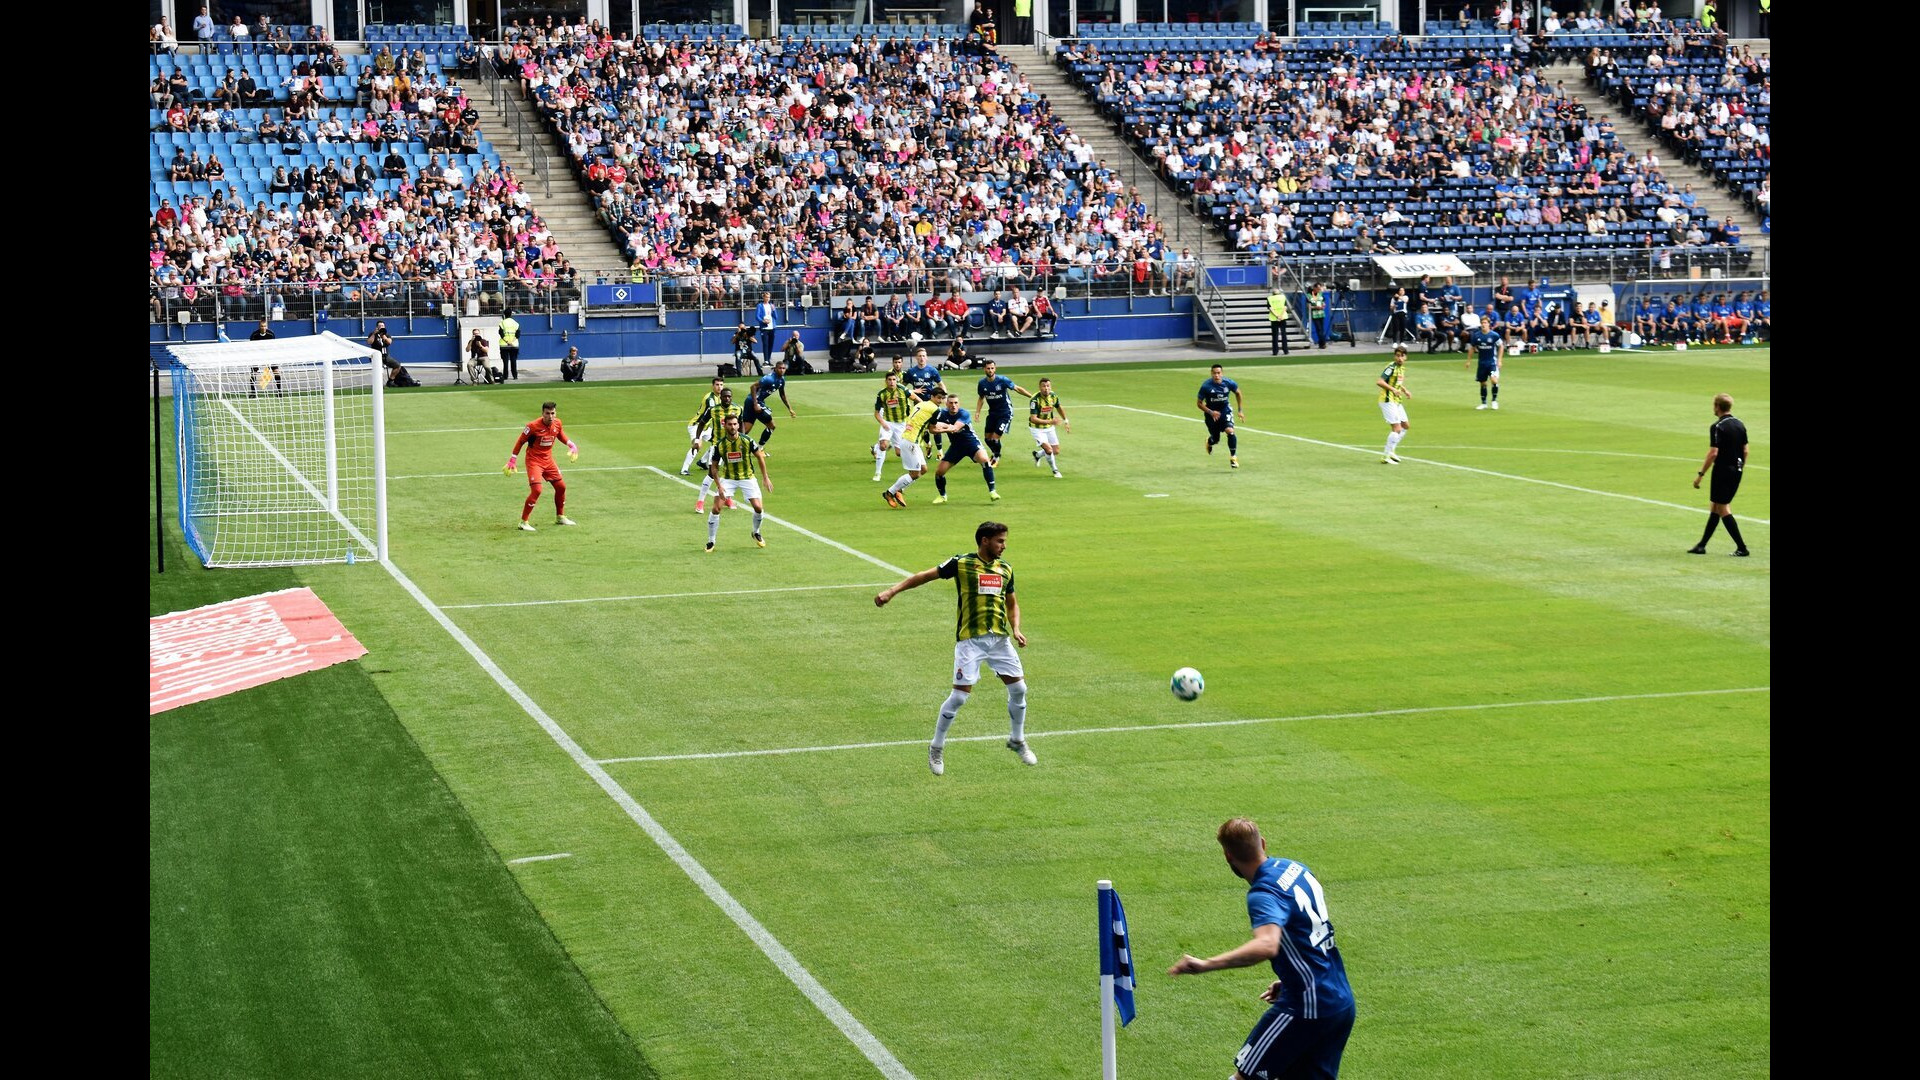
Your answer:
[923,292,950,336]
[945,290,971,331]
[505,401,579,531]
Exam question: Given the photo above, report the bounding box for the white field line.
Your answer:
[390,412,873,435]
[1086,404,1771,526]
[218,399,914,1079]
[392,463,659,481]
[641,466,911,576]
[594,687,1770,765]
[444,582,893,610]
[507,852,574,865]
[380,558,916,1080]
[1412,445,1770,471]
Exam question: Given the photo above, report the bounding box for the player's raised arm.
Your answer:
[1012,382,1034,399]
[875,566,942,607]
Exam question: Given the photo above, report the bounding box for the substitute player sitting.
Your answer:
[506,401,577,531]
[704,415,772,552]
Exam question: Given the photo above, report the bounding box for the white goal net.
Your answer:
[167,332,388,568]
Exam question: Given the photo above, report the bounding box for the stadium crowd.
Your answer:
[493,23,1178,305]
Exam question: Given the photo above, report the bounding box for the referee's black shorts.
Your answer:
[1710,469,1742,506]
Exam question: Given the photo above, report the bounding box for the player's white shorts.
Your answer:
[898,440,927,471]
[1029,425,1060,447]
[877,420,906,444]
[1378,401,1408,425]
[719,477,763,502]
[953,633,1024,685]
[686,423,704,443]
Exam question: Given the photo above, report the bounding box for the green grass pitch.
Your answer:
[150,346,1770,1078]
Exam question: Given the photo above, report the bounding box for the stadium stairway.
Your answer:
[471,88,630,272]
[1195,288,1316,352]
[1549,62,1769,260]
[1015,45,1234,260]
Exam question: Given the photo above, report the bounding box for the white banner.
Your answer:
[1372,254,1475,279]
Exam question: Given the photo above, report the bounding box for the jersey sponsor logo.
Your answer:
[976,573,1004,596]
[726,451,744,462]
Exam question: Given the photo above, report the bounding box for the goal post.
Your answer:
[165,331,388,568]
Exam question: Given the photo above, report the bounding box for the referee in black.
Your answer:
[1689,393,1751,556]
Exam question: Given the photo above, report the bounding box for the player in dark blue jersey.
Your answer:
[740,360,796,452]
[904,347,948,449]
[928,391,1000,503]
[1470,323,1504,409]
[1198,364,1246,468]
[974,360,1033,467]
[1169,818,1356,1080]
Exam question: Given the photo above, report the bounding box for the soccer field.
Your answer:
[151,347,1770,1079]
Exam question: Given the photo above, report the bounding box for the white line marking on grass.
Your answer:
[445,582,893,610]
[392,464,661,481]
[1086,404,1770,525]
[390,412,873,435]
[380,560,917,1080]
[217,394,915,1077]
[642,466,911,576]
[595,687,1770,764]
[507,852,574,865]
[1413,445,1770,471]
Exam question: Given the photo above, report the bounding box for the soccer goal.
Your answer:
[166,331,387,568]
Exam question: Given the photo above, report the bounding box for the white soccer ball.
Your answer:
[1170,667,1205,701]
[909,331,923,344]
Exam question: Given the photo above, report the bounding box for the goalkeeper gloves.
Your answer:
[567,442,579,462]
[504,454,517,474]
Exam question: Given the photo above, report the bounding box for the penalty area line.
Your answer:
[594,687,1771,765]
[642,466,911,577]
[377,558,916,1079]
[444,582,894,610]
[1084,403,1771,526]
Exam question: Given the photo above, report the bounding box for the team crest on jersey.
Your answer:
[976,573,1003,596]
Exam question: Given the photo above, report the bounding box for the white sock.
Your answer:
[751,511,763,534]
[1006,680,1027,742]
[888,473,917,495]
[697,476,713,498]
[1387,430,1406,453]
[934,689,970,747]
[706,514,720,543]
[1049,454,1061,476]
[681,447,698,471]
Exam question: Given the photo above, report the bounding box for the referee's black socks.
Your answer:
[1722,515,1746,551]
[1698,513,1721,545]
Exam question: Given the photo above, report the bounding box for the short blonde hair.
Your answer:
[1217,818,1263,864]
[1713,393,1734,414]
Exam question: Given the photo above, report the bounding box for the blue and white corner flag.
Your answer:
[1099,881,1136,1026]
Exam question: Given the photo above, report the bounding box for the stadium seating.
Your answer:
[1592,48,1769,214]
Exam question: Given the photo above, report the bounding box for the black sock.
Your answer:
[1722,515,1746,549]
[1699,513,1721,545]
[1227,434,1238,453]
[1491,382,1499,401]
[983,464,996,490]
[1480,383,1488,403]
[986,438,1002,460]
[936,474,947,495]
[757,429,773,447]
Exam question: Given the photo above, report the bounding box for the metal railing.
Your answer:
[148,278,582,327]
[584,263,1204,314]
[469,52,553,197]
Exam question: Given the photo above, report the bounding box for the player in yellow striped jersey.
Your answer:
[872,370,917,481]
[679,376,727,475]
[881,394,943,508]
[1374,345,1412,464]
[874,521,1035,775]
[1026,377,1071,478]
[694,387,745,513]
[703,415,772,552]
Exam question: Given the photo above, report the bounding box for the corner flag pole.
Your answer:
[1099,879,1118,1080]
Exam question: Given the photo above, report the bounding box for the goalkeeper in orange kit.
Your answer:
[506,401,578,531]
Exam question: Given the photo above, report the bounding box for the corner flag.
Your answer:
[1099,881,1136,1025]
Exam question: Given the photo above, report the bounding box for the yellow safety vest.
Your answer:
[1267,293,1290,321]
[1014,0,1031,16]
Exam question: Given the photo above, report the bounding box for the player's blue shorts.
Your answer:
[1235,1003,1355,1080]
[984,412,1014,437]
[741,401,776,426]
[942,434,983,464]
[1475,360,1499,381]
[1205,411,1235,435]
